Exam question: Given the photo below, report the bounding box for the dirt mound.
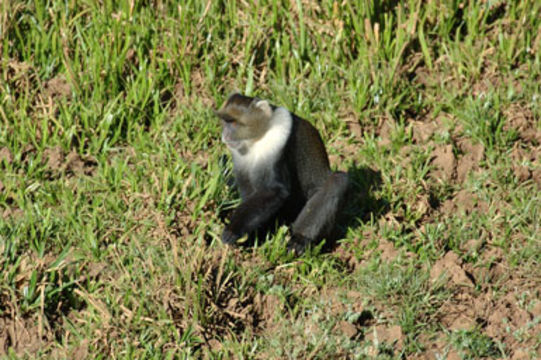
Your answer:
[0,147,13,165]
[439,189,488,215]
[0,317,52,357]
[430,144,456,181]
[42,75,72,100]
[503,103,540,144]
[41,148,97,177]
[430,251,474,287]
[456,139,485,182]
[424,247,541,359]
[366,324,404,352]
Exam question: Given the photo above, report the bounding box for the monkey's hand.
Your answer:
[221,228,240,246]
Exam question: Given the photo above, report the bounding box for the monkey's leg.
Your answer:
[289,172,349,254]
[222,188,288,245]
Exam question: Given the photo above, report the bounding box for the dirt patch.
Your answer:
[410,115,450,144]
[64,151,97,176]
[430,144,456,181]
[376,239,399,261]
[254,293,284,326]
[430,251,474,288]
[334,234,408,272]
[510,143,538,182]
[411,120,439,144]
[514,164,531,182]
[485,293,540,348]
[346,119,363,140]
[376,118,395,147]
[439,189,488,215]
[1,207,23,220]
[503,103,540,144]
[42,75,72,100]
[366,324,404,352]
[0,147,13,165]
[334,240,364,272]
[0,316,53,357]
[68,340,89,360]
[173,197,202,239]
[456,139,485,182]
[429,248,541,359]
[42,146,64,171]
[334,320,358,339]
[319,288,366,318]
[329,138,363,168]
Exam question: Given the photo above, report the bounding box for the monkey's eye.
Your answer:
[222,115,236,124]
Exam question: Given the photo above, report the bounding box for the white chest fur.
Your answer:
[231,107,292,183]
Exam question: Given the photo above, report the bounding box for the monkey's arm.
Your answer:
[222,187,288,245]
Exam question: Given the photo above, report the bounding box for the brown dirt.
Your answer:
[377,118,396,147]
[503,103,540,144]
[63,151,97,176]
[346,119,363,140]
[411,120,439,144]
[456,139,485,182]
[376,239,399,261]
[334,320,358,339]
[356,82,540,358]
[1,206,23,220]
[510,143,540,183]
[439,188,489,216]
[43,146,64,171]
[0,147,13,165]
[0,316,53,357]
[254,293,284,326]
[430,144,456,181]
[410,115,450,144]
[430,251,474,288]
[425,247,541,359]
[42,75,72,100]
[366,324,404,352]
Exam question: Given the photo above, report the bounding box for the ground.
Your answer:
[0,1,540,359]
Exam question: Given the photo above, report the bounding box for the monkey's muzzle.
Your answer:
[221,132,242,150]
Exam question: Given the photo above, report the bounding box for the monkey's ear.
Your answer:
[253,99,272,118]
[225,90,241,104]
[227,90,241,98]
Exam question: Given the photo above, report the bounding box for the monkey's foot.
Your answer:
[221,229,240,246]
[287,235,311,255]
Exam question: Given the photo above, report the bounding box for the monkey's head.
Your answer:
[215,93,273,153]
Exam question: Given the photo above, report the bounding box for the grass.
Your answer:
[1,0,540,358]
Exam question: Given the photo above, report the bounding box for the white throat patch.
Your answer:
[231,107,292,176]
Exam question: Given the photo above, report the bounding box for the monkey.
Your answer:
[215,93,349,254]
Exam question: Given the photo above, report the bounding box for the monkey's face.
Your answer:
[220,118,246,150]
[216,94,272,152]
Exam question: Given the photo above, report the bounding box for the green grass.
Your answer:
[1,0,540,358]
